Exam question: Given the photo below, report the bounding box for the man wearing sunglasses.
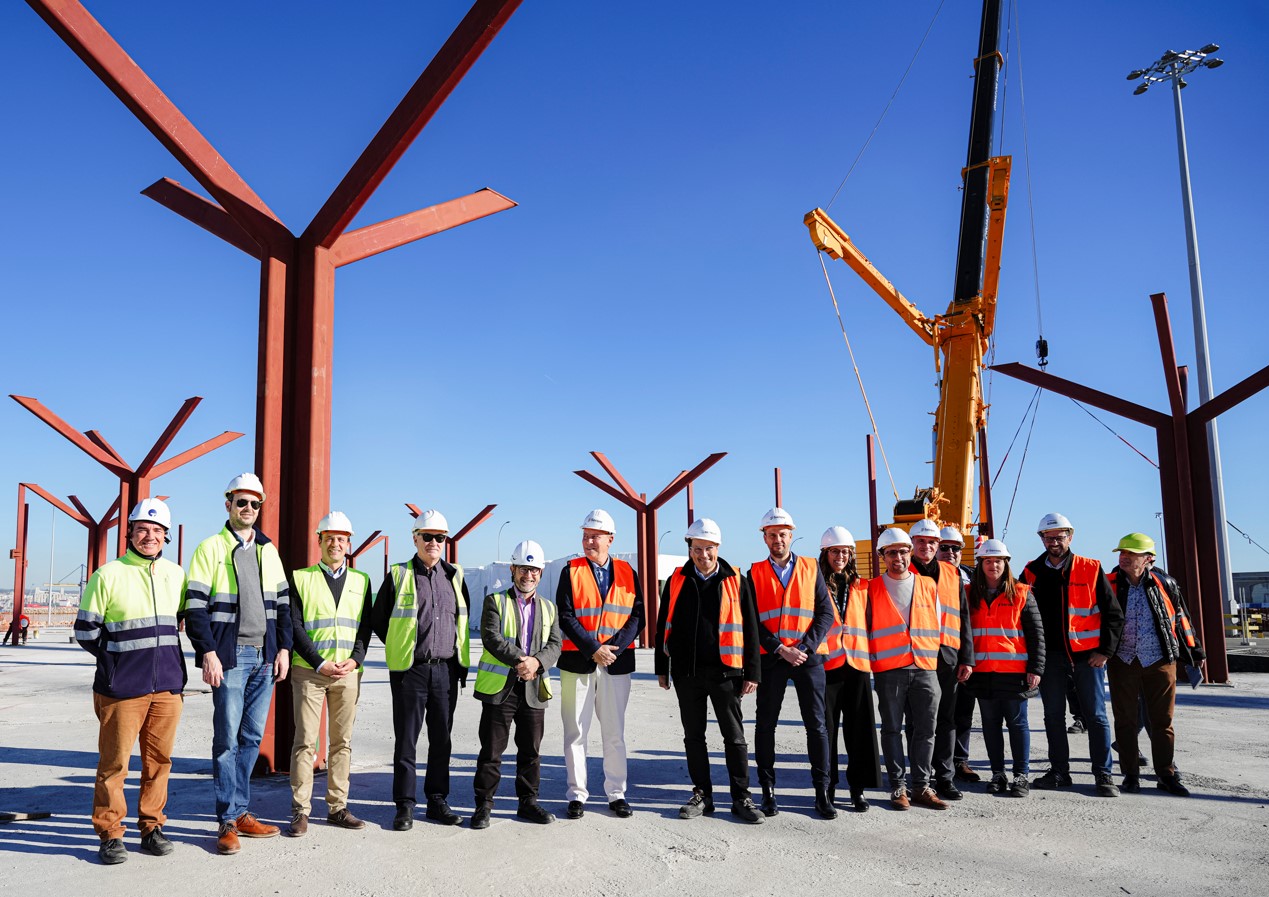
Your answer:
[185,473,293,855]
[937,526,980,786]
[373,510,472,832]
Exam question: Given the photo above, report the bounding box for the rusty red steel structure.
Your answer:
[25,0,524,772]
[10,395,243,557]
[404,503,497,565]
[573,452,727,646]
[9,487,32,626]
[349,531,390,580]
[774,467,783,508]
[992,292,1269,685]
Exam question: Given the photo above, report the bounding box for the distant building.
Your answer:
[1233,572,1269,608]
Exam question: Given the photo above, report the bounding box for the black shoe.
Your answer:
[1121,775,1141,793]
[1008,775,1030,798]
[98,837,127,865]
[566,800,585,819]
[986,772,1008,794]
[827,785,837,805]
[760,789,778,817]
[814,789,838,819]
[425,796,461,826]
[935,781,963,801]
[1067,718,1086,734]
[139,826,173,856]
[1156,774,1190,797]
[954,761,981,783]
[1095,773,1120,797]
[1033,769,1073,789]
[517,802,555,824]
[392,805,414,831]
[679,789,714,819]
[850,790,870,812]
[730,797,764,824]
[470,806,491,830]
[608,799,633,818]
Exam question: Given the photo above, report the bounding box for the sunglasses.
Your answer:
[416,532,447,544]
[233,498,262,510]
[937,544,962,552]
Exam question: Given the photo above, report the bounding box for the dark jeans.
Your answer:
[875,667,940,791]
[390,661,459,806]
[473,680,544,807]
[755,658,829,790]
[931,659,962,785]
[673,671,751,801]
[978,695,1030,776]
[1039,652,1112,777]
[1107,657,1177,777]
[953,685,976,764]
[824,665,880,792]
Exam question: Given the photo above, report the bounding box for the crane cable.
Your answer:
[991,387,1042,540]
[1011,0,1048,366]
[1067,398,1159,468]
[817,252,900,501]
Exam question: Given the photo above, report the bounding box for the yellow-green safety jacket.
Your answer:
[474,590,557,699]
[384,560,469,672]
[291,565,372,669]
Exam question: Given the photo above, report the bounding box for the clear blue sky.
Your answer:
[3,1,1267,591]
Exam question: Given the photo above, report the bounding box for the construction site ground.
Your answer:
[1,635,1265,897]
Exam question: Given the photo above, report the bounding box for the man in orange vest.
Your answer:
[748,508,836,819]
[655,518,764,824]
[1022,513,1123,797]
[556,509,644,820]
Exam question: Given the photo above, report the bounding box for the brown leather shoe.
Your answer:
[890,788,910,811]
[234,812,280,838]
[216,823,241,855]
[326,808,366,830]
[912,788,949,811]
[286,814,308,837]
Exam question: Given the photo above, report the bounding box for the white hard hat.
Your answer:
[510,539,546,569]
[316,511,354,536]
[685,518,722,545]
[129,498,172,530]
[909,519,942,540]
[224,472,266,501]
[875,527,913,551]
[1037,512,1074,535]
[820,526,855,550]
[412,509,449,533]
[759,507,796,531]
[939,526,965,546]
[580,509,616,534]
[976,538,1011,560]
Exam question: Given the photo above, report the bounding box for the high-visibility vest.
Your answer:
[474,591,557,699]
[1022,555,1103,653]
[384,560,469,672]
[750,556,827,655]
[561,557,638,652]
[824,578,869,671]
[1105,570,1199,652]
[184,526,288,630]
[290,565,371,670]
[663,567,744,669]
[866,575,941,672]
[840,577,873,672]
[970,582,1031,673]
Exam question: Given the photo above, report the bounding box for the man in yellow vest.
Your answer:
[372,509,471,831]
[470,540,562,829]
[286,512,374,836]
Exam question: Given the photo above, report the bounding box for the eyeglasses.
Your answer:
[234,498,262,510]
[882,548,911,558]
[1041,533,1071,543]
[415,532,447,544]
[513,566,542,577]
[937,544,962,553]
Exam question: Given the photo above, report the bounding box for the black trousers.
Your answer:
[390,661,459,806]
[473,680,545,807]
[755,657,829,789]
[673,671,751,802]
[931,658,961,785]
[953,685,976,765]
[824,664,881,792]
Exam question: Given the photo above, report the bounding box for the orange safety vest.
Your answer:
[561,557,638,652]
[912,559,964,651]
[866,574,941,672]
[970,582,1031,673]
[663,567,744,669]
[824,578,869,671]
[1104,569,1199,651]
[1022,555,1103,654]
[750,556,827,655]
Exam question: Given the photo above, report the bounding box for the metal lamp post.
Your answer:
[496,520,511,562]
[1127,44,1234,609]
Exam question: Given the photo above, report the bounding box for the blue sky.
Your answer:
[3,1,1267,591]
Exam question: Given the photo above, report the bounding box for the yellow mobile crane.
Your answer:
[806,0,1013,536]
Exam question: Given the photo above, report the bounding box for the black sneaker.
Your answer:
[1156,775,1190,797]
[986,772,1008,794]
[679,789,714,819]
[730,797,764,824]
[1033,769,1073,789]
[98,837,127,865]
[1008,775,1030,798]
[1095,773,1120,797]
[140,827,173,856]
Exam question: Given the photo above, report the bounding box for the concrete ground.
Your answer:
[1,636,1266,897]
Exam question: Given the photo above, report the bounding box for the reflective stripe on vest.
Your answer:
[473,591,557,698]
[663,568,744,669]
[561,558,637,652]
[823,579,868,671]
[1023,555,1102,653]
[291,566,370,669]
[384,561,469,672]
[866,575,941,672]
[749,556,827,654]
[970,582,1030,673]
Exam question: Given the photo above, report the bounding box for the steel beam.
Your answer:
[140,179,261,258]
[330,190,517,267]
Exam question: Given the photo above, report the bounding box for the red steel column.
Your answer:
[11,486,29,623]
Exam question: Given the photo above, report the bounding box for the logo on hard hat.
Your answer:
[526,554,536,563]
[148,509,157,517]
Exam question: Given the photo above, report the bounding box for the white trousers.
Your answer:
[559,667,631,802]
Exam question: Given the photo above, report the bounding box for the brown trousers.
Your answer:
[92,690,183,839]
[1107,656,1177,777]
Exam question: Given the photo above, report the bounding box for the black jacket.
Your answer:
[654,558,761,683]
[556,556,645,675]
[1103,566,1205,665]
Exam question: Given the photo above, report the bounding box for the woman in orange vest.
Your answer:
[965,540,1045,797]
